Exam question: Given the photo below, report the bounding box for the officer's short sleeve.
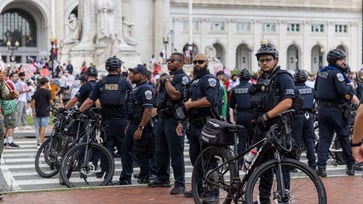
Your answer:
[201,76,219,106]
[88,81,102,101]
[173,74,189,94]
[277,73,295,99]
[334,72,350,95]
[140,86,154,108]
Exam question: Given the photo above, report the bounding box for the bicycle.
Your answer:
[59,108,115,187]
[35,106,81,178]
[192,110,327,204]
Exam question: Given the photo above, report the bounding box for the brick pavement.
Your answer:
[1,176,363,204]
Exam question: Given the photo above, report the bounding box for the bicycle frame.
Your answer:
[201,110,295,203]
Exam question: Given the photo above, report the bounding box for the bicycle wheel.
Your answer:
[192,146,237,204]
[34,135,63,178]
[245,158,327,204]
[59,143,115,187]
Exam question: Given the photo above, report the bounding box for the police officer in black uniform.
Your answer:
[249,43,295,204]
[79,56,132,179]
[64,66,98,110]
[355,69,363,100]
[315,48,355,177]
[292,70,316,169]
[119,64,154,185]
[148,52,189,195]
[176,53,220,202]
[229,68,253,165]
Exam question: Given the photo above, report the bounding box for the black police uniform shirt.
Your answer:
[126,81,154,121]
[76,80,97,105]
[89,74,132,119]
[169,69,190,102]
[229,80,252,110]
[315,66,353,104]
[189,70,219,117]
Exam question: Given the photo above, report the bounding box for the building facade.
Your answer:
[0,0,361,73]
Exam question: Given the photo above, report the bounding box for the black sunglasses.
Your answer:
[193,60,206,65]
[167,58,179,63]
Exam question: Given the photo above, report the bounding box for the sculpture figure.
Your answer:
[63,14,80,44]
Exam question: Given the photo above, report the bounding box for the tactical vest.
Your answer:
[250,67,301,112]
[99,76,126,106]
[295,84,314,110]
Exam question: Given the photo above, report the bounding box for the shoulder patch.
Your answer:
[208,78,217,87]
[336,73,344,82]
[144,90,153,100]
[182,76,189,85]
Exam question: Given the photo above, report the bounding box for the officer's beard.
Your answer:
[193,67,209,78]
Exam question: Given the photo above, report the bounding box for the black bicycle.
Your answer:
[34,106,81,178]
[192,110,327,204]
[59,108,115,187]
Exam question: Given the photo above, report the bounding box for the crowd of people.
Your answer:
[1,42,363,203]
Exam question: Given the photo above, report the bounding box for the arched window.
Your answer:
[0,8,37,47]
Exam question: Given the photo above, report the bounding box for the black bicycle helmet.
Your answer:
[239,68,251,81]
[294,70,308,83]
[327,49,345,65]
[85,66,98,77]
[105,56,123,71]
[255,44,279,60]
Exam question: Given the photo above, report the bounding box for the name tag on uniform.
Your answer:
[105,84,118,90]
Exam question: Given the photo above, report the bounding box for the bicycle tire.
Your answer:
[59,142,115,187]
[245,158,327,204]
[192,146,237,204]
[34,135,63,178]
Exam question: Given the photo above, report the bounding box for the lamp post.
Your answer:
[163,36,169,63]
[7,40,19,63]
[49,35,58,76]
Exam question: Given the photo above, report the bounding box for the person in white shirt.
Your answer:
[14,72,31,129]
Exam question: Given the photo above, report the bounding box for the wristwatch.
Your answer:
[138,125,145,130]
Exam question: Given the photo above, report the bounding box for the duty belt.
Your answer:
[319,101,341,108]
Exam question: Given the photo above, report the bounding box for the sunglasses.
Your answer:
[258,58,274,63]
[193,60,206,65]
[167,58,179,63]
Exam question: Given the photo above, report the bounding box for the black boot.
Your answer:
[317,166,327,177]
[346,165,355,176]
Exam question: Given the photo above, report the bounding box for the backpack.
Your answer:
[1,99,17,115]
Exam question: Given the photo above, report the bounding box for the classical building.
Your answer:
[0,0,361,73]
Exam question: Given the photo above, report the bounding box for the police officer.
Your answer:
[355,69,363,100]
[119,64,154,185]
[229,68,254,164]
[176,53,220,202]
[79,56,132,179]
[292,70,316,170]
[249,43,295,204]
[64,66,98,109]
[148,53,189,195]
[315,48,355,177]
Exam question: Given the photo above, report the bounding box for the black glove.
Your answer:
[256,115,270,131]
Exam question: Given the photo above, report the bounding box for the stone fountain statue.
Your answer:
[59,0,141,73]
